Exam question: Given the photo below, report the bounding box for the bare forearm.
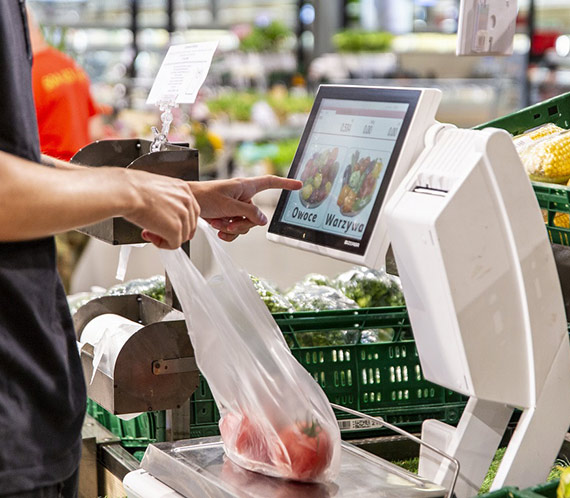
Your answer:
[41,154,87,170]
[0,151,137,240]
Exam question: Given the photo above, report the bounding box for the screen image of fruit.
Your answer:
[299,147,340,208]
[337,151,383,216]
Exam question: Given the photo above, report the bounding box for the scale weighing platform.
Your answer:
[124,436,446,498]
[121,83,570,497]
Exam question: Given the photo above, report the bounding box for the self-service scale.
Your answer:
[77,84,570,497]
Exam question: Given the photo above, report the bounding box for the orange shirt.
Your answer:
[32,46,97,161]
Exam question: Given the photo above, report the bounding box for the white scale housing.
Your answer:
[386,125,570,496]
[268,86,570,496]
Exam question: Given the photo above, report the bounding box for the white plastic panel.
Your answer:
[456,0,518,56]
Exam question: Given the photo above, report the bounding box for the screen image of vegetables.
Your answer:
[299,147,340,208]
[337,151,383,216]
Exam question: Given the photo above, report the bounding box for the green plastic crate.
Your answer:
[190,307,466,439]
[86,398,160,451]
[476,92,570,246]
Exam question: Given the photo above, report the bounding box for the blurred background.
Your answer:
[27,0,570,179]
[28,0,570,289]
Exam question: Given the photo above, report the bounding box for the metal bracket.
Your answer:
[152,357,197,375]
[331,403,459,498]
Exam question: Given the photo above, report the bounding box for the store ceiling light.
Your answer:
[556,35,570,57]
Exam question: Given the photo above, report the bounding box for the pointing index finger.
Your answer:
[246,175,302,195]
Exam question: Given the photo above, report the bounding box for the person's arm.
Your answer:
[0,151,200,249]
[190,176,302,241]
[41,154,86,170]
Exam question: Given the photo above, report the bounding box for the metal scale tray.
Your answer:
[139,436,447,498]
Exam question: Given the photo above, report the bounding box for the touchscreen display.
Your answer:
[271,88,417,255]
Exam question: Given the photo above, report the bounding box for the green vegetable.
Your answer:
[301,273,332,287]
[286,283,359,312]
[67,290,105,315]
[558,467,570,498]
[360,328,395,344]
[105,275,166,302]
[250,275,293,313]
[239,21,292,53]
[206,92,313,124]
[349,170,361,190]
[293,330,359,347]
[334,267,405,308]
[301,183,313,200]
[332,30,393,53]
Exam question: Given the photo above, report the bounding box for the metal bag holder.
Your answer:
[74,294,199,415]
[70,139,199,245]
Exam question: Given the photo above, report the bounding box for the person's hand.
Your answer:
[122,169,201,249]
[190,175,302,241]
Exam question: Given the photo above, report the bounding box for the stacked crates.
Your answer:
[190,307,466,439]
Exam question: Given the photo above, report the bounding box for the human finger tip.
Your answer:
[218,232,238,242]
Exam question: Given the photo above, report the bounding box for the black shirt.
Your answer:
[0,1,86,493]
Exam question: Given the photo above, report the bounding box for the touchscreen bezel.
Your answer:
[268,85,421,256]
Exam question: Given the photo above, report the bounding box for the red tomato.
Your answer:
[278,420,332,481]
[220,413,271,464]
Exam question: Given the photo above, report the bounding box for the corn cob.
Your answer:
[542,209,570,229]
[513,123,563,152]
[520,131,570,184]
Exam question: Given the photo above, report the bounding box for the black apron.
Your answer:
[0,1,86,493]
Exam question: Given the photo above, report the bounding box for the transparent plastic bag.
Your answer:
[105,275,166,302]
[286,282,359,311]
[359,328,395,344]
[333,266,405,308]
[519,129,570,184]
[300,273,333,287]
[159,220,341,483]
[512,123,563,153]
[67,288,105,315]
[250,275,293,313]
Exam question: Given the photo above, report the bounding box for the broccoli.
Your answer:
[105,275,166,303]
[286,282,359,312]
[250,275,293,313]
[293,330,359,347]
[359,328,395,344]
[333,266,405,308]
[300,273,333,287]
[67,290,105,315]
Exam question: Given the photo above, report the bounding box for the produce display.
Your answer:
[299,273,332,287]
[512,123,563,153]
[69,268,403,349]
[67,275,166,314]
[299,148,340,208]
[239,20,293,53]
[247,267,404,347]
[512,124,570,229]
[105,275,166,302]
[285,282,358,311]
[519,130,570,184]
[249,275,293,313]
[542,209,569,229]
[337,151,383,216]
[333,266,405,308]
[250,266,405,314]
[67,289,106,315]
[206,90,313,124]
[332,29,393,53]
